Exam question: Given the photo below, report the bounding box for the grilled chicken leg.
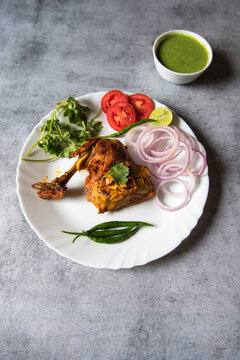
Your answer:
[32,138,155,213]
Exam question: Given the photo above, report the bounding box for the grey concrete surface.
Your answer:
[0,0,239,359]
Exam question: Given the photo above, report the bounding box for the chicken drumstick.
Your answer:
[32,138,155,213]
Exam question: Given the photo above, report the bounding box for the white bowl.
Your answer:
[152,30,213,85]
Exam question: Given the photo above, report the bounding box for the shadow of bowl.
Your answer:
[190,49,234,86]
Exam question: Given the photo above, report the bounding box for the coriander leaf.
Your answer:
[88,119,103,133]
[69,129,86,147]
[38,135,64,157]
[40,118,60,133]
[109,162,129,185]
[56,96,89,126]
[24,98,103,161]
[61,144,76,158]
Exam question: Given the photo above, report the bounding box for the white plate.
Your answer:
[16,91,209,269]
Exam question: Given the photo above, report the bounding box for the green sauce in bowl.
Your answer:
[157,34,209,73]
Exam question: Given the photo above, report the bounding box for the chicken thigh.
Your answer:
[32,138,155,213]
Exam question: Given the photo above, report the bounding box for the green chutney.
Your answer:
[157,34,209,73]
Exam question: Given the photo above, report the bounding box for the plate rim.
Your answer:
[16,91,209,269]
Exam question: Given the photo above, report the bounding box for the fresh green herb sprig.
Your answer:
[56,96,89,127]
[22,97,102,161]
[108,162,129,185]
[62,220,153,244]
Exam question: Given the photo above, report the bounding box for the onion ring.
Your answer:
[124,124,207,211]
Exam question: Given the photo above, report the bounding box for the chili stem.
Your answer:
[97,119,157,138]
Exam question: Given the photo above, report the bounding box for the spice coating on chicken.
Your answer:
[32,138,155,213]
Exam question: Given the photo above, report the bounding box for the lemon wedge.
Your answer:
[149,106,173,126]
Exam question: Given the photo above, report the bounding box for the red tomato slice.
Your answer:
[127,93,154,121]
[101,90,128,114]
[107,102,136,131]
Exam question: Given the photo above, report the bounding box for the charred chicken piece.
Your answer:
[32,138,155,213]
[32,138,98,200]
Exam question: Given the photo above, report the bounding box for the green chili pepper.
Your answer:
[87,220,153,231]
[62,225,135,243]
[85,225,135,238]
[62,220,153,244]
[86,227,139,244]
[97,119,157,138]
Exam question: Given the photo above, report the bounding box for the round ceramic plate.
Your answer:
[16,91,209,269]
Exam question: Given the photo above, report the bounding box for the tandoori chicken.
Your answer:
[32,138,155,213]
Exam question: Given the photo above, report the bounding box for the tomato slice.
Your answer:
[101,90,128,114]
[127,93,154,121]
[107,102,136,131]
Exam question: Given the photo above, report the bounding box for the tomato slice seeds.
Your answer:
[128,93,154,122]
[101,90,128,114]
[107,102,136,131]
[101,90,155,131]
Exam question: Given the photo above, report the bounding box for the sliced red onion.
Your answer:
[190,149,207,176]
[154,178,191,211]
[137,126,180,164]
[124,124,150,150]
[124,124,207,211]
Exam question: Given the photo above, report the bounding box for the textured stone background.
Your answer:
[0,0,239,359]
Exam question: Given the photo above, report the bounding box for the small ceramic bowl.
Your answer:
[152,29,213,85]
